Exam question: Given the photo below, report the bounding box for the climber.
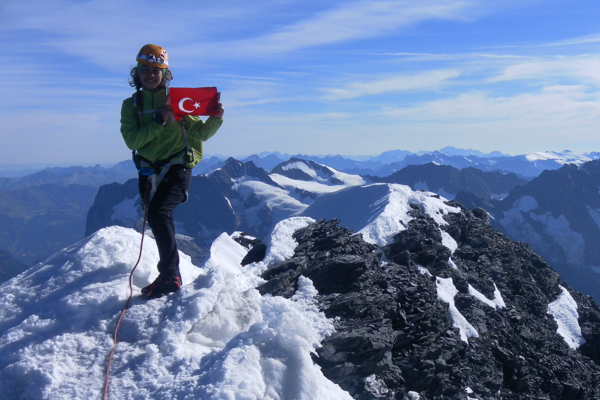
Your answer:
[120,44,224,298]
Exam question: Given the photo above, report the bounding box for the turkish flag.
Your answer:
[169,87,220,120]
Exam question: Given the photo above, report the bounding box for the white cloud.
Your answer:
[321,69,461,100]
[193,0,478,57]
[381,85,600,122]
[543,33,600,47]
[267,1,463,47]
[493,56,600,87]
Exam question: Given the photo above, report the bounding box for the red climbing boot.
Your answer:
[141,273,182,299]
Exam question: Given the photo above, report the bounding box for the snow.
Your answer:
[301,183,460,247]
[525,150,591,165]
[500,198,585,268]
[248,217,316,276]
[447,258,459,270]
[490,193,508,200]
[270,173,348,195]
[468,283,506,309]
[441,230,458,253]
[364,374,389,396]
[110,196,140,227]
[279,161,365,187]
[529,213,585,267]
[417,265,432,277]
[281,161,319,177]
[436,277,479,343]
[233,177,306,213]
[269,169,366,200]
[328,168,367,187]
[465,387,478,400]
[231,177,307,226]
[0,224,350,400]
[269,163,365,199]
[547,285,586,350]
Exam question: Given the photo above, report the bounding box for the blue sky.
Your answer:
[3,0,600,165]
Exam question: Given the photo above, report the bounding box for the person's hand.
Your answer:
[161,95,175,123]
[213,92,224,119]
[214,103,224,119]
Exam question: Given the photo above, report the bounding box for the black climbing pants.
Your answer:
[139,165,192,278]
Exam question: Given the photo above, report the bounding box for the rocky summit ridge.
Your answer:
[252,202,600,399]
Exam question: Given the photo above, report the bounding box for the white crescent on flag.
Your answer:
[178,97,194,113]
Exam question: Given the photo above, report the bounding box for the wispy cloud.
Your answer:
[321,69,461,100]
[380,85,600,123]
[542,33,600,47]
[492,56,600,87]
[372,52,530,61]
[197,0,475,57]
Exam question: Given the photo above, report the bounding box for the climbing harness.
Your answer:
[132,147,188,205]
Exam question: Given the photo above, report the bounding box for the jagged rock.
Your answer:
[259,206,600,399]
[233,232,267,266]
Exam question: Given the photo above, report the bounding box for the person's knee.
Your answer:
[148,207,174,228]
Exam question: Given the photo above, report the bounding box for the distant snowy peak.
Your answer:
[301,183,460,246]
[270,158,367,200]
[272,157,365,186]
[525,150,596,165]
[209,157,278,187]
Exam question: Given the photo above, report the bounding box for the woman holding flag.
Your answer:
[120,44,224,298]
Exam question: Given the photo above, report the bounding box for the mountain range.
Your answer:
[4,148,594,181]
[84,157,525,262]
[2,147,600,306]
[236,149,599,178]
[0,161,136,190]
[2,180,600,398]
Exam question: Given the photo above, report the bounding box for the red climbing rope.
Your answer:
[102,187,151,400]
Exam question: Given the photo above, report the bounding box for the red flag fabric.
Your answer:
[168,87,220,120]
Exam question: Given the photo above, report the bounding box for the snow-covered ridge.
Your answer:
[302,183,460,247]
[0,224,351,399]
[525,150,592,165]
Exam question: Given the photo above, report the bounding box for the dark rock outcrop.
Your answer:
[258,206,600,399]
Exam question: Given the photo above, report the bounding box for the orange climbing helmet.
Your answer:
[136,44,169,69]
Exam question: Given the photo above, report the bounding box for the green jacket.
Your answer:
[120,88,223,168]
